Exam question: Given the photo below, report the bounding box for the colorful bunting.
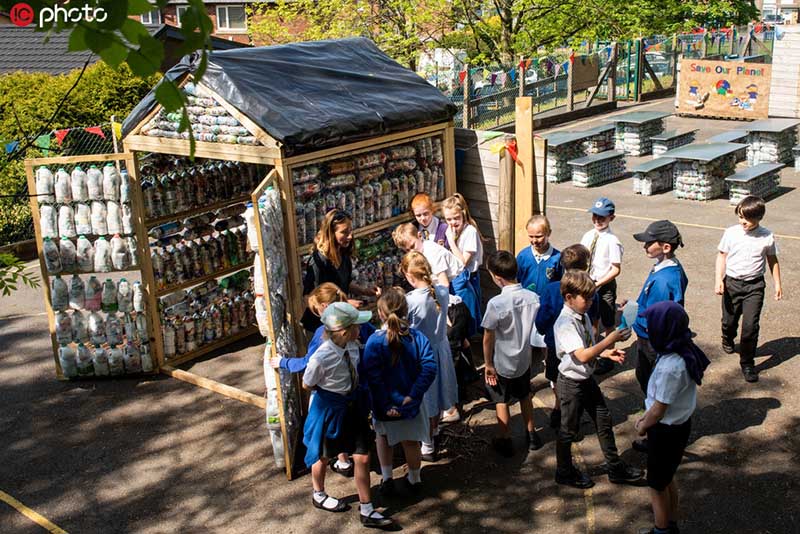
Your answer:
[84,126,106,139]
[54,129,69,145]
[458,70,466,84]
[111,121,123,140]
[4,140,19,154]
[509,67,516,83]
[490,73,497,86]
[35,134,50,156]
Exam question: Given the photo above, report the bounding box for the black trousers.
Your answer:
[597,280,617,330]
[635,338,658,395]
[556,374,621,475]
[721,276,765,367]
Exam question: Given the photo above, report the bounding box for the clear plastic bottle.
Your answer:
[68,274,85,310]
[84,276,102,311]
[40,204,57,239]
[93,236,111,272]
[121,203,134,235]
[110,234,130,271]
[101,278,117,312]
[119,169,131,204]
[88,311,106,345]
[106,312,123,346]
[72,309,88,343]
[108,346,125,376]
[135,312,148,340]
[123,342,142,374]
[87,165,103,200]
[58,344,78,378]
[76,343,94,376]
[74,203,92,235]
[126,236,139,269]
[51,275,69,311]
[91,200,108,235]
[92,347,110,376]
[103,162,120,201]
[58,205,76,238]
[55,310,72,344]
[76,235,94,273]
[36,166,54,203]
[54,168,72,204]
[132,281,145,313]
[59,236,76,273]
[162,321,176,359]
[140,343,154,372]
[106,200,122,235]
[174,317,186,354]
[123,312,138,342]
[183,315,196,352]
[117,278,132,313]
[71,166,88,202]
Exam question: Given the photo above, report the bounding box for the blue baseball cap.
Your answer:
[320,302,372,331]
[588,197,615,217]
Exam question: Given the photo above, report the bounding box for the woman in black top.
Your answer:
[301,210,378,332]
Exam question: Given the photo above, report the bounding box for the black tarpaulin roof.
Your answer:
[123,37,458,156]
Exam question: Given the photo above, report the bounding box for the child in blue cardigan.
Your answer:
[517,215,563,295]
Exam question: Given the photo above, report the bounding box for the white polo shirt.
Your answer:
[581,227,623,282]
[480,283,540,379]
[457,224,483,273]
[718,224,778,281]
[554,305,596,380]
[303,339,360,394]
[422,239,464,281]
[645,353,697,425]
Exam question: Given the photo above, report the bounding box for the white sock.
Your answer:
[421,441,434,455]
[360,502,384,518]
[335,459,352,470]
[380,465,393,481]
[313,490,327,504]
[407,468,421,484]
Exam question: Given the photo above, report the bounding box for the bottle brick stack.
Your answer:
[725,163,784,206]
[632,158,676,196]
[614,119,666,157]
[672,154,736,201]
[568,151,626,188]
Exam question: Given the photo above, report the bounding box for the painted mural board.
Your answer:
[677,59,771,119]
[572,54,601,91]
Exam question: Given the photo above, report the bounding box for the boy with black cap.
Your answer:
[580,197,623,375]
[629,220,688,452]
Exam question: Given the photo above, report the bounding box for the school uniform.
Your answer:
[278,322,376,373]
[718,224,778,368]
[535,280,600,383]
[516,244,563,295]
[422,239,463,282]
[633,258,689,394]
[417,216,449,249]
[554,305,624,476]
[301,250,353,332]
[448,298,480,399]
[362,328,437,446]
[645,353,696,490]
[480,283,540,403]
[407,285,459,415]
[450,224,483,336]
[580,227,623,329]
[301,339,372,468]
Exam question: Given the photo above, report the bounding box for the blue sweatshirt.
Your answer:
[279,322,376,373]
[633,262,688,339]
[362,328,437,421]
[517,245,563,296]
[535,280,600,353]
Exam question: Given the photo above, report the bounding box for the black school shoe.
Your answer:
[555,468,595,489]
[311,495,348,513]
[742,366,759,383]
[607,462,645,484]
[527,430,543,451]
[360,510,396,529]
[491,437,514,458]
[722,337,735,354]
[329,458,354,477]
[637,526,679,534]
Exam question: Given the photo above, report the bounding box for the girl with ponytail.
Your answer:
[443,193,484,336]
[400,251,459,461]
[362,288,437,495]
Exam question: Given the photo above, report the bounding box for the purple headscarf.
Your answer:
[641,301,710,385]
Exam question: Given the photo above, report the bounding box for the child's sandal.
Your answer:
[312,494,348,513]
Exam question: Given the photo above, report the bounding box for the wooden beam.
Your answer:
[566,49,575,112]
[497,147,514,251]
[514,97,534,254]
[123,134,280,164]
[642,56,664,91]
[534,137,548,215]
[161,366,267,409]
[587,44,617,108]
[26,152,131,166]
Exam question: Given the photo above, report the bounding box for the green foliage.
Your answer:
[0,252,40,296]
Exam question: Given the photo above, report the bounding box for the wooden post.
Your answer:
[701,30,708,58]
[566,49,575,111]
[672,34,679,87]
[634,38,644,102]
[608,42,618,102]
[518,55,526,97]
[513,97,543,253]
[497,142,514,252]
[462,62,470,129]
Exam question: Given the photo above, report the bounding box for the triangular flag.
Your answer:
[569,51,575,64]
[483,68,490,78]
[35,134,50,156]
[509,67,516,82]
[4,140,19,154]
[54,129,69,145]
[498,71,507,86]
[85,126,106,139]
[458,70,466,84]
[525,59,532,69]
[490,73,497,85]
[111,121,123,140]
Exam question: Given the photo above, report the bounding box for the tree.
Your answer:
[0,253,39,297]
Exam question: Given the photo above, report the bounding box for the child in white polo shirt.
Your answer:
[481,250,542,457]
[715,195,782,383]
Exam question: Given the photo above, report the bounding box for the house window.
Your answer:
[216,5,246,31]
[140,9,162,26]
[176,6,189,27]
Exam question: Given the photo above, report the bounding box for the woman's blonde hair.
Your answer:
[314,209,353,268]
[442,193,483,241]
[400,251,440,312]
[377,288,410,366]
[308,282,347,316]
[391,222,419,251]
[526,214,552,235]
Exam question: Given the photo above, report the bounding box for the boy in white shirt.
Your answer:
[482,251,542,457]
[715,195,783,383]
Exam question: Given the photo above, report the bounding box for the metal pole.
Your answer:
[519,55,526,98]
[626,40,631,100]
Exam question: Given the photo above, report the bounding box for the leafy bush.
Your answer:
[0,63,159,247]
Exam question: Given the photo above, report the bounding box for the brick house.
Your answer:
[134,1,262,45]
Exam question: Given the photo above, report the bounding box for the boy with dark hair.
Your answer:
[535,244,600,429]
[715,195,782,383]
[482,250,542,457]
[554,270,643,488]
